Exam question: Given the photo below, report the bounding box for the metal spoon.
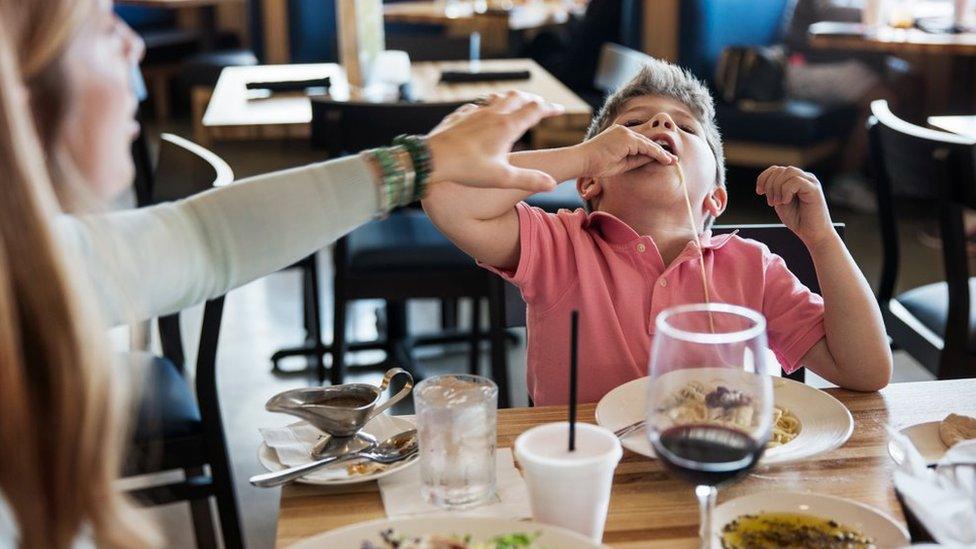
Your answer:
[250,429,419,488]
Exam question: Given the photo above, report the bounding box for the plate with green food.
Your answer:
[290,516,606,548]
[712,491,909,548]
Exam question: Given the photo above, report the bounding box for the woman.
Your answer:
[0,0,564,545]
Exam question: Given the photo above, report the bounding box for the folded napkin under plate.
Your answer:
[259,414,416,483]
[889,427,976,546]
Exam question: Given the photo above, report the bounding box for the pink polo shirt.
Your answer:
[483,203,826,406]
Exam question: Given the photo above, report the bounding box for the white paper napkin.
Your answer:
[260,414,408,481]
[259,421,353,480]
[378,448,531,519]
[889,426,976,546]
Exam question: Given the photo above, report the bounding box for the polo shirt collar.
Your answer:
[582,210,737,250]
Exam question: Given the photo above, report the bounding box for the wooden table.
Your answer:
[203,59,592,145]
[275,379,976,547]
[809,23,976,56]
[929,115,976,139]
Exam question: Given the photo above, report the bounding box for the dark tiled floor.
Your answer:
[140,129,939,548]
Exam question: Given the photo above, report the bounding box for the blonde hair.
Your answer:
[0,0,156,547]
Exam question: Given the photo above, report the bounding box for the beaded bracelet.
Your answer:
[361,145,418,216]
[392,134,432,202]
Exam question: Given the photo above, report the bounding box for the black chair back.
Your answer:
[868,100,976,379]
[310,99,465,157]
[868,100,976,305]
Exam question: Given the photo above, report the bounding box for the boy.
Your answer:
[422,59,892,405]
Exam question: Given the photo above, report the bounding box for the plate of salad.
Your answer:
[290,516,606,548]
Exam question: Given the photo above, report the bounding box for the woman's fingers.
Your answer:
[508,98,565,131]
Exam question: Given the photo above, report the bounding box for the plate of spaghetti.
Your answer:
[595,374,853,465]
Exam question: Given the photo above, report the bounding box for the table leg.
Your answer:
[261,0,290,63]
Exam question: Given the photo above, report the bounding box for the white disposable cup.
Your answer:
[515,422,622,542]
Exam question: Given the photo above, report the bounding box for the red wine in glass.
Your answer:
[653,424,766,487]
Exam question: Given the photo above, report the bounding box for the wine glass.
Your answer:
[645,303,774,549]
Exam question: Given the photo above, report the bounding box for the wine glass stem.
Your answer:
[695,484,717,549]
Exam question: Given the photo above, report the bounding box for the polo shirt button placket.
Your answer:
[659,278,668,288]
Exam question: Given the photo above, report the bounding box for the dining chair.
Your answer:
[307,98,521,405]
[593,42,653,95]
[125,133,243,548]
[497,222,848,385]
[868,99,976,379]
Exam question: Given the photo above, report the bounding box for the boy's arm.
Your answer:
[423,125,673,271]
[758,166,892,391]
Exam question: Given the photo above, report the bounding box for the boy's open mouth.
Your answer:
[650,132,678,158]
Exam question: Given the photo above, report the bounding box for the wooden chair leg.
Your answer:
[190,86,213,146]
[468,297,482,375]
[184,467,218,549]
[487,280,511,408]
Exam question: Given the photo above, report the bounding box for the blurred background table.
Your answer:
[203,58,592,146]
[383,1,583,57]
[809,20,976,110]
[275,379,976,548]
[809,22,976,56]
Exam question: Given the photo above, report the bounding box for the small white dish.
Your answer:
[290,516,605,548]
[712,491,910,548]
[257,414,417,486]
[888,421,949,467]
[595,375,853,464]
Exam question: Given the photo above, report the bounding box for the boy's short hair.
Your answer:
[585,58,726,191]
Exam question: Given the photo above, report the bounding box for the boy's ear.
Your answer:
[577,177,604,202]
[705,185,728,219]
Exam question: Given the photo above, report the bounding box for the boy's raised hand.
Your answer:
[574,124,676,179]
[757,166,835,247]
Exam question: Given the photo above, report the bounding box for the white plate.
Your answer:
[888,421,948,466]
[712,492,910,549]
[258,414,417,486]
[594,376,853,464]
[290,516,605,548]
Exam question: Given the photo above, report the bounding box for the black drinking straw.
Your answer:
[568,310,579,452]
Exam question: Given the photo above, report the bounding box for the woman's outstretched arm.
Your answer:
[57,91,564,325]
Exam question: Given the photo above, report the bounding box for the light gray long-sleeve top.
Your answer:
[57,154,380,325]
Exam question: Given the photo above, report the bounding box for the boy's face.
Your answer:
[579,95,724,227]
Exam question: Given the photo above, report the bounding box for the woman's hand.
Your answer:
[756,166,836,248]
[572,124,675,179]
[426,91,566,193]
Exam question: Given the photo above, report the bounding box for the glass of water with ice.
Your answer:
[415,374,498,508]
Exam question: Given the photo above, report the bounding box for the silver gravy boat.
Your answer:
[265,367,413,437]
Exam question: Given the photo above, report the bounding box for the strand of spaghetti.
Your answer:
[675,161,715,333]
